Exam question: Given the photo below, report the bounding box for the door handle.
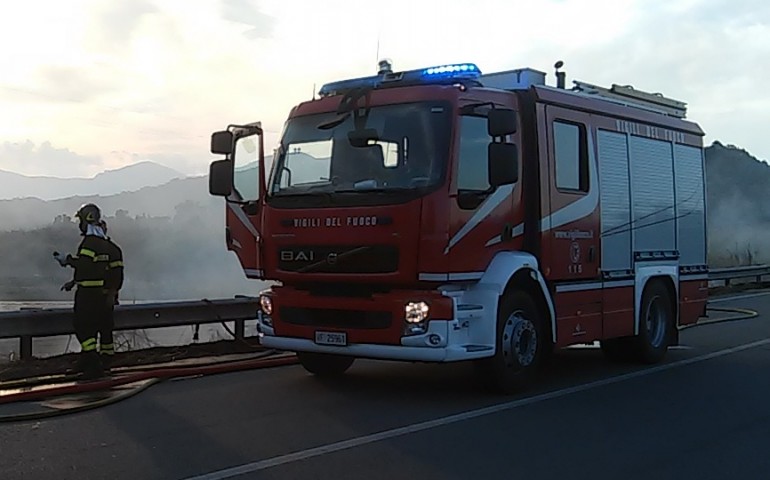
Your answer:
[588,246,595,263]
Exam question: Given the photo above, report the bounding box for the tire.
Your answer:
[476,290,546,394]
[630,280,674,364]
[297,352,355,377]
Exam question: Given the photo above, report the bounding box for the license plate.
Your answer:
[315,331,347,346]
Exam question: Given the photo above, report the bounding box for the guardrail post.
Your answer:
[235,319,245,341]
[20,336,32,360]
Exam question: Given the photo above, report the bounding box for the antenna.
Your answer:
[312,83,316,100]
[375,35,380,67]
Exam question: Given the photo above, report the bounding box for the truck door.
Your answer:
[541,105,600,280]
[226,134,264,279]
[540,105,602,344]
[448,96,523,275]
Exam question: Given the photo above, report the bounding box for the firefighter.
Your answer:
[98,219,124,370]
[54,203,112,380]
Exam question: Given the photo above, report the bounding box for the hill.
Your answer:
[0,161,186,201]
[705,141,770,266]
[0,151,331,231]
[0,175,211,231]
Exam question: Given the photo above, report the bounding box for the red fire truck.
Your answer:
[208,60,708,393]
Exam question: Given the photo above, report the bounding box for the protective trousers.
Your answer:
[99,299,116,367]
[73,289,107,377]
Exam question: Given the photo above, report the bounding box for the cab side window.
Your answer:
[457,115,491,192]
[553,120,588,192]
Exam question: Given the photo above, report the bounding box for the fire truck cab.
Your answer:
[208,60,708,393]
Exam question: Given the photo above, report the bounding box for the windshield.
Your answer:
[269,101,452,197]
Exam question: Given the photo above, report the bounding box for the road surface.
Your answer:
[2,291,769,480]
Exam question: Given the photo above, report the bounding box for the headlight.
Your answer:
[405,301,429,323]
[259,294,273,316]
[404,301,430,335]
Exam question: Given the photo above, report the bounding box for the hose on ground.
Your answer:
[0,348,281,391]
[0,352,296,404]
[680,305,759,330]
[0,378,163,423]
[0,352,299,422]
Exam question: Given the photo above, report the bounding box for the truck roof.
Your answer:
[527,84,704,136]
[301,62,704,136]
[473,66,703,136]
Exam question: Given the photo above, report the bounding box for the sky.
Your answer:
[0,0,768,178]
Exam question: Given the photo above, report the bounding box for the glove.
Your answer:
[53,251,69,267]
[60,280,75,292]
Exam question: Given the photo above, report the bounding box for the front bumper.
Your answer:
[257,318,488,362]
[255,286,494,363]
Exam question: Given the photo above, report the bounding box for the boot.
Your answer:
[99,354,113,374]
[80,352,106,382]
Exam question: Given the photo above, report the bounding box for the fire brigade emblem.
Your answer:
[570,241,580,264]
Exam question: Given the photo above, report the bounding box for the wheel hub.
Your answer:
[645,295,667,348]
[502,311,538,367]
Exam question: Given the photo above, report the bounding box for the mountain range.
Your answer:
[0,161,186,201]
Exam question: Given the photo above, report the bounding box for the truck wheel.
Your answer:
[630,280,674,364]
[477,290,545,394]
[297,352,355,377]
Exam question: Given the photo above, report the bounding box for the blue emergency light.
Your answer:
[318,62,482,97]
[423,63,479,76]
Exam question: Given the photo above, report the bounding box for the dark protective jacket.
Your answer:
[65,235,113,293]
[102,237,124,299]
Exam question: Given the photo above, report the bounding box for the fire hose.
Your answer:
[0,350,298,423]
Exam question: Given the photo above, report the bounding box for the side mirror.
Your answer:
[209,159,234,197]
[211,131,234,155]
[488,143,519,187]
[488,108,517,137]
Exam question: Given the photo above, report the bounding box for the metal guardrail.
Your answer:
[1,265,768,361]
[0,297,260,360]
[707,264,770,283]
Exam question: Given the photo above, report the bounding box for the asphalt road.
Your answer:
[2,291,770,480]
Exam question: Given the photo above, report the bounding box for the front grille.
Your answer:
[277,245,399,274]
[280,307,392,330]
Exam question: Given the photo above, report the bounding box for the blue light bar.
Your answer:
[318,62,482,97]
[423,63,480,77]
